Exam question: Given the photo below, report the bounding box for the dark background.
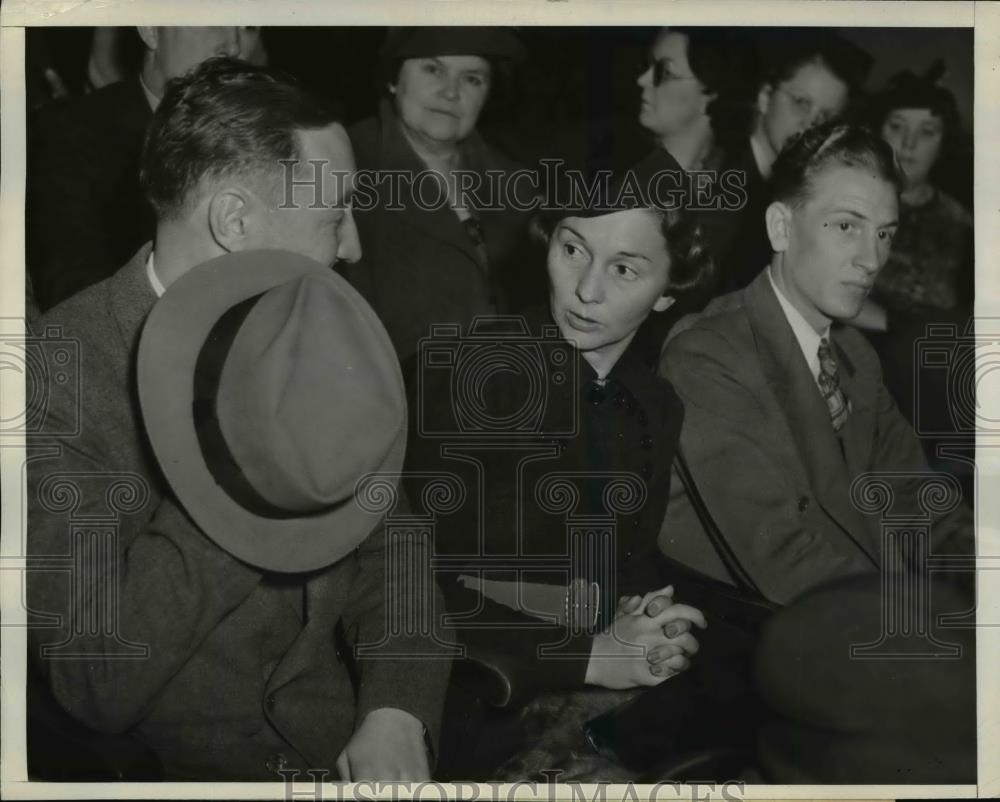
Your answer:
[26,26,974,205]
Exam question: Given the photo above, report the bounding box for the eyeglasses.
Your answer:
[776,86,838,125]
[646,58,699,87]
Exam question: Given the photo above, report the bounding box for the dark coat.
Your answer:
[658,270,973,605]
[705,139,772,294]
[26,79,155,311]
[405,312,684,696]
[26,246,452,780]
[343,102,540,366]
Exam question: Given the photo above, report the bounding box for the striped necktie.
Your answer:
[817,337,850,432]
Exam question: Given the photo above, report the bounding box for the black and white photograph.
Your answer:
[0,1,996,798]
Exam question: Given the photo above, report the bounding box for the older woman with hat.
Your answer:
[406,165,715,778]
[345,27,538,371]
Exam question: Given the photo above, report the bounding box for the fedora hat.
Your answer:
[138,250,406,573]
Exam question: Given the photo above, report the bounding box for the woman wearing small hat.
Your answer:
[407,171,714,778]
[345,27,538,372]
[859,62,973,489]
[866,61,972,319]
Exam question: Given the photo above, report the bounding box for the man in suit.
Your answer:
[27,27,264,310]
[27,57,450,781]
[658,123,974,782]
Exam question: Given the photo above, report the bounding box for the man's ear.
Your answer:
[765,201,792,253]
[207,187,254,252]
[652,295,676,313]
[136,27,158,52]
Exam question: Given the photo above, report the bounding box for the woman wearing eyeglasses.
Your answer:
[713,31,868,294]
[624,28,752,365]
[636,27,749,174]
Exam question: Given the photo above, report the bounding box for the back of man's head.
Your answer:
[770,122,901,208]
[140,56,339,222]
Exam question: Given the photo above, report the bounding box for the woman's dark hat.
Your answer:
[866,59,959,131]
[379,26,527,63]
[138,250,406,573]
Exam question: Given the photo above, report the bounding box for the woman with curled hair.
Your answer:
[866,61,972,318]
[406,167,714,779]
[636,27,754,173]
[860,63,973,490]
[627,27,753,363]
[344,27,538,373]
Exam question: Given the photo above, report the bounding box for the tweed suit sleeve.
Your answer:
[345,488,454,754]
[660,326,875,605]
[26,331,263,735]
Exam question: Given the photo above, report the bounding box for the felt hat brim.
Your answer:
[138,250,406,573]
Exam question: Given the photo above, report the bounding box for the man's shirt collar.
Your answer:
[146,251,166,298]
[767,266,829,384]
[138,72,160,112]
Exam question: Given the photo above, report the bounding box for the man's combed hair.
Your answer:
[140,56,341,220]
[770,122,902,208]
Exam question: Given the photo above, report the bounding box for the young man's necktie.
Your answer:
[817,337,850,432]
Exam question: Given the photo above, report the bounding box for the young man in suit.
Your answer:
[27,27,264,310]
[27,57,451,781]
[658,123,974,782]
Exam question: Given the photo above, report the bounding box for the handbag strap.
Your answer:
[673,449,766,599]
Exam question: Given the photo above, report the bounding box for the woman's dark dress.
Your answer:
[403,311,684,776]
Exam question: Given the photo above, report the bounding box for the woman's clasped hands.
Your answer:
[585,585,707,690]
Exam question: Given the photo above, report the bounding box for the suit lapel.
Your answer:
[745,275,878,563]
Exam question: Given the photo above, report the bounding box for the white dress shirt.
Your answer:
[138,72,160,112]
[146,251,165,298]
[767,266,829,387]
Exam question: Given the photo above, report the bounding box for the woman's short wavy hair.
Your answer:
[529,206,714,300]
[664,27,758,146]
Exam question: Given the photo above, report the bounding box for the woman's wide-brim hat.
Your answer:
[379,26,527,63]
[138,250,406,573]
